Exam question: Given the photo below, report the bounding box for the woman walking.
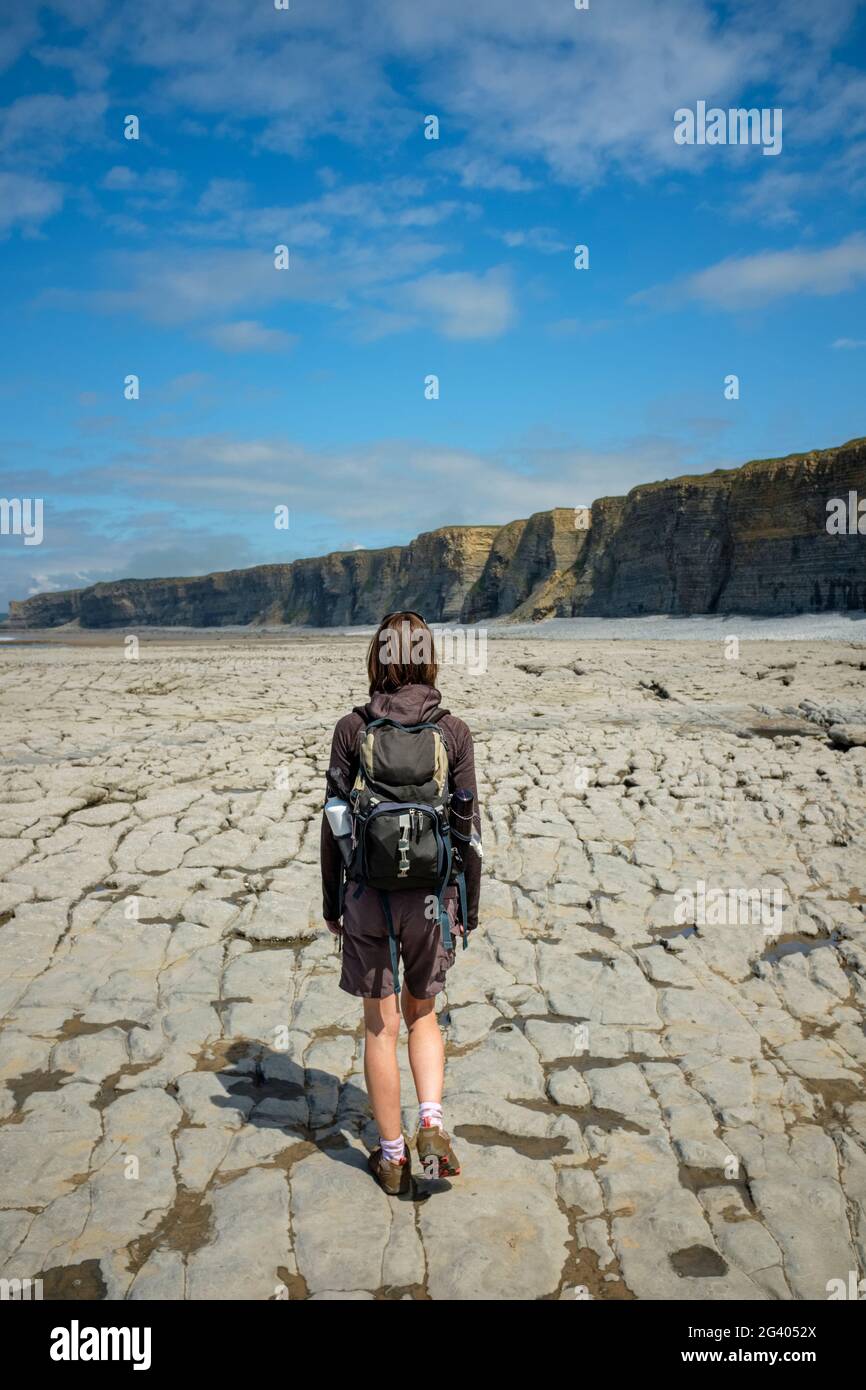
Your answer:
[320,610,482,1194]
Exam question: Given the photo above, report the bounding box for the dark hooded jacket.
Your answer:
[320,683,481,930]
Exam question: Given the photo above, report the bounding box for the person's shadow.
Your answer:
[209,1042,440,1197]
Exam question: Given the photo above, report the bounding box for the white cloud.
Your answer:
[723,168,812,227]
[201,320,298,353]
[633,235,866,311]
[32,41,108,89]
[177,176,466,247]
[0,422,740,612]
[38,247,333,323]
[0,90,107,168]
[0,171,64,235]
[101,164,136,190]
[832,337,866,349]
[34,429,709,529]
[4,0,858,195]
[405,268,515,339]
[0,8,40,73]
[102,165,182,194]
[495,227,566,255]
[456,157,537,192]
[38,238,519,343]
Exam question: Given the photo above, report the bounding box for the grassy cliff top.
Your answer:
[592,435,866,506]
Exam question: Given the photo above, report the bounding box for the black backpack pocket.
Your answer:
[358,801,443,891]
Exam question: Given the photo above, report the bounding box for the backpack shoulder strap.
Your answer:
[427,708,455,767]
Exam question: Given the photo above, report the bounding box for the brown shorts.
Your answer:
[339,883,458,999]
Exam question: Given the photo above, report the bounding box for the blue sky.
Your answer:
[2,0,866,613]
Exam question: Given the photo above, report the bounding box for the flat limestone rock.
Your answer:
[186,1167,292,1300]
[417,1142,568,1300]
[1,632,865,1301]
[289,1145,390,1294]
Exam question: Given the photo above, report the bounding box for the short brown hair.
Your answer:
[367,611,439,694]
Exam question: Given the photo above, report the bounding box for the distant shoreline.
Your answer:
[1,612,864,647]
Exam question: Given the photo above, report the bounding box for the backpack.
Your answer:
[342,712,470,992]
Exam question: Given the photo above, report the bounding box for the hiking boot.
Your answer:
[415,1119,461,1179]
[368,1141,412,1196]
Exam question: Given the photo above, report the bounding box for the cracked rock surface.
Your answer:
[1,633,865,1300]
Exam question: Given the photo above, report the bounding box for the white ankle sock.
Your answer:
[380,1134,406,1163]
[419,1101,443,1130]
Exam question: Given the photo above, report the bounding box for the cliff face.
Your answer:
[550,436,866,618]
[279,525,499,626]
[9,438,866,628]
[10,527,500,629]
[461,508,585,621]
[8,588,83,627]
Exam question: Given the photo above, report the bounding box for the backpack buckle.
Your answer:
[397,813,411,877]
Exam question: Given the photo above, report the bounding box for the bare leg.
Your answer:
[401,990,444,1105]
[362,995,402,1139]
